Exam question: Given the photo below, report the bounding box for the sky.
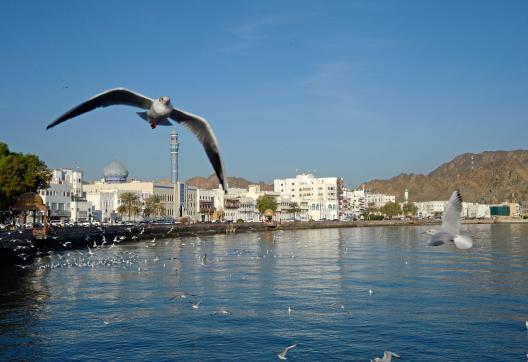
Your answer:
[1,0,526,188]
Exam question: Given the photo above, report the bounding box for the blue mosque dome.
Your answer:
[103,160,128,183]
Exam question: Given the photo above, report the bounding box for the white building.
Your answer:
[274,174,344,221]
[84,160,187,222]
[196,189,216,222]
[415,201,447,218]
[415,200,492,219]
[341,189,396,220]
[39,168,94,223]
[183,185,198,221]
[343,189,367,219]
[366,192,396,209]
[193,184,302,223]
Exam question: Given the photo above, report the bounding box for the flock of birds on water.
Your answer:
[8,225,418,361]
[5,191,527,359]
[4,87,509,359]
[4,189,493,361]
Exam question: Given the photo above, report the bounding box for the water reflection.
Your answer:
[1,224,528,360]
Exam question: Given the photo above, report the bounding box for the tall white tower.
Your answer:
[404,188,409,203]
[170,129,179,184]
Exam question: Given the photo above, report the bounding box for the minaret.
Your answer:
[404,188,409,203]
[170,129,179,184]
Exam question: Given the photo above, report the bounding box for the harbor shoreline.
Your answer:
[0,218,496,265]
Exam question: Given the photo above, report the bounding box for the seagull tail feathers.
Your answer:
[453,235,473,249]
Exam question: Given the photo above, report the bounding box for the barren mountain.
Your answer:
[185,174,273,191]
[359,150,528,203]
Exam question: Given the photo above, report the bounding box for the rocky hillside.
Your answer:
[185,174,273,191]
[360,150,528,203]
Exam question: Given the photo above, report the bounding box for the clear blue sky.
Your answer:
[1,1,526,187]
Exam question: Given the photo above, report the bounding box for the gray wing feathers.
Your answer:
[169,107,228,192]
[47,88,153,129]
[440,190,462,235]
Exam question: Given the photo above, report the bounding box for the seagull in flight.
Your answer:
[277,344,297,360]
[427,190,473,249]
[371,351,400,362]
[46,88,228,191]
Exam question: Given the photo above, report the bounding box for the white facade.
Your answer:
[366,192,396,209]
[85,190,118,222]
[70,200,95,222]
[196,189,216,222]
[84,180,179,221]
[39,168,93,223]
[416,200,492,219]
[341,189,396,220]
[415,201,448,218]
[184,186,198,220]
[274,174,343,221]
[193,184,303,223]
[343,189,367,219]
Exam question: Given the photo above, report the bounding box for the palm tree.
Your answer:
[117,192,142,221]
[143,194,165,220]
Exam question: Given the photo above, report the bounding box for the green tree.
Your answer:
[143,194,165,219]
[363,202,378,220]
[117,192,142,221]
[0,143,52,210]
[380,201,402,219]
[402,202,418,216]
[256,195,278,214]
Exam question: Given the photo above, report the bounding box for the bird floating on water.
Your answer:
[277,344,297,360]
[46,87,228,192]
[426,190,473,249]
[371,351,400,362]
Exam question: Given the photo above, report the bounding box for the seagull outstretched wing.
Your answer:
[170,107,228,192]
[440,190,463,236]
[47,88,153,129]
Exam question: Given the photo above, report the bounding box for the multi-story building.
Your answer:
[342,189,367,219]
[39,168,94,223]
[274,174,343,221]
[184,186,198,220]
[196,189,216,222]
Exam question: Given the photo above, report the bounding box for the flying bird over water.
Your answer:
[46,88,228,191]
[277,344,297,360]
[371,351,400,362]
[427,190,473,249]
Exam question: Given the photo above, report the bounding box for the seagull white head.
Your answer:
[158,96,170,105]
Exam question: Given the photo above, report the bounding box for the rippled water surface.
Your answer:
[1,224,528,361]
